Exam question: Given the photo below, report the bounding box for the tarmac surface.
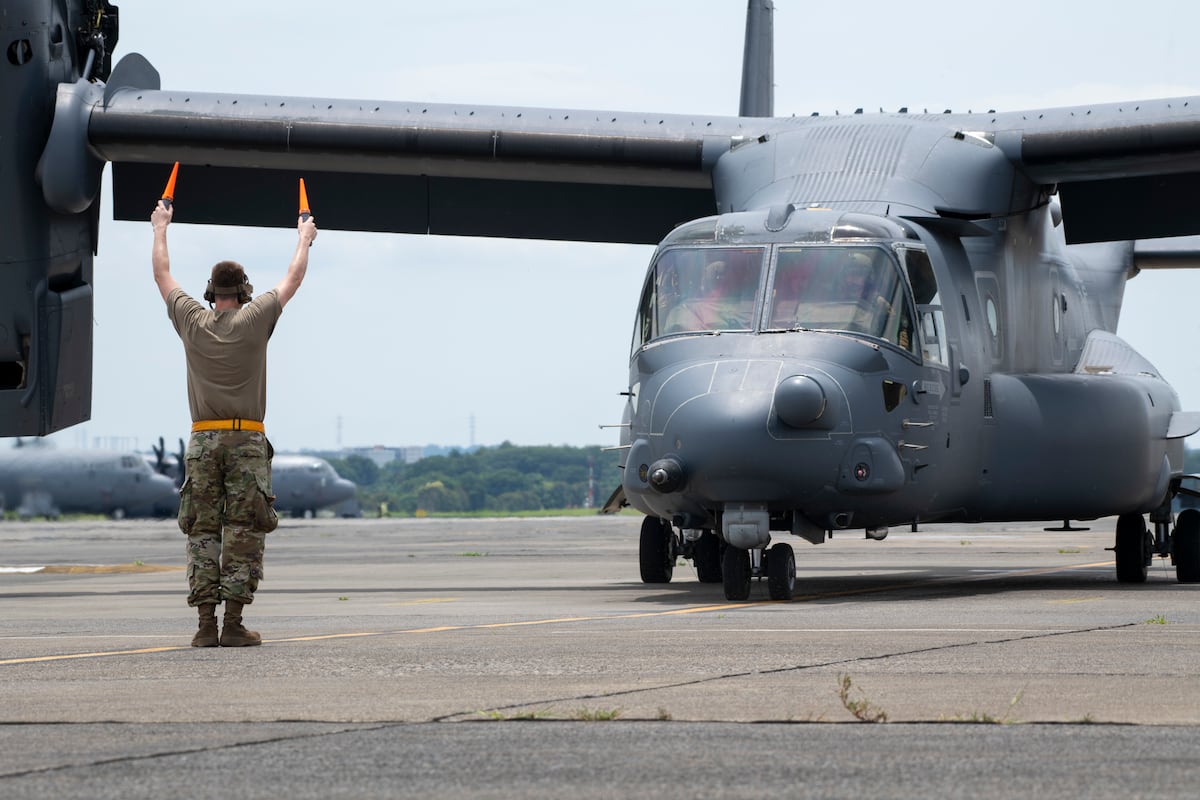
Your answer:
[2,514,1199,797]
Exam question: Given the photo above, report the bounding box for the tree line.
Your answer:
[328,443,624,515]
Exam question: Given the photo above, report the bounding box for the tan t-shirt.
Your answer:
[166,287,283,423]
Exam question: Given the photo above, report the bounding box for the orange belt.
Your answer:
[191,418,265,433]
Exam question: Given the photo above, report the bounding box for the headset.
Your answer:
[204,267,254,306]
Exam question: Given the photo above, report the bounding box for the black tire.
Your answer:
[722,546,751,601]
[1174,508,1200,583]
[1115,513,1149,583]
[767,542,796,600]
[639,516,674,583]
[694,530,723,583]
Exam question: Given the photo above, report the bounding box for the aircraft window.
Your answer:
[634,246,764,346]
[120,455,139,469]
[898,247,947,367]
[766,246,915,352]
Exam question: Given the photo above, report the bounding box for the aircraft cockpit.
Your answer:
[634,235,946,366]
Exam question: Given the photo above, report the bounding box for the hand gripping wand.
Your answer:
[160,161,179,209]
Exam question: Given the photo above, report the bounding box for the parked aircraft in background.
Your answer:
[0,441,178,519]
[143,447,358,518]
[271,454,359,518]
[1,440,356,521]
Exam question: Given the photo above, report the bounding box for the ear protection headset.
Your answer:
[204,274,254,305]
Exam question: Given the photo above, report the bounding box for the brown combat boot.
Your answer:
[219,599,262,647]
[191,604,219,647]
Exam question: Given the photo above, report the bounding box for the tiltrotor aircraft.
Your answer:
[5,1,1200,597]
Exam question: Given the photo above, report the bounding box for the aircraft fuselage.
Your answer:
[619,204,1184,549]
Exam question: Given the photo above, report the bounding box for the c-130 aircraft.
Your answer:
[4,2,1200,598]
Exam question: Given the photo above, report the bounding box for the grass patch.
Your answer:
[476,708,555,721]
[570,707,623,721]
[940,687,1025,725]
[1145,614,1168,625]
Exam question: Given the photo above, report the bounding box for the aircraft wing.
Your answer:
[78,55,756,245]
[985,97,1200,243]
[54,54,1200,247]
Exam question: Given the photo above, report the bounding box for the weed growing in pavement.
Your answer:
[836,674,888,723]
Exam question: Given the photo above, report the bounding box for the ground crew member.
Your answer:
[151,200,317,647]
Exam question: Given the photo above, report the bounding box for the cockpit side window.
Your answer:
[897,247,948,367]
[766,245,916,352]
[633,247,765,349]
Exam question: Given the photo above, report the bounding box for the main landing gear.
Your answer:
[638,516,797,601]
[1113,508,1200,584]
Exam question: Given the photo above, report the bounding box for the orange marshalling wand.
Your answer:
[298,178,310,220]
[161,162,179,209]
[298,177,313,246]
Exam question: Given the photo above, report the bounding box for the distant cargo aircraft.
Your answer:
[0,439,356,521]
[270,454,358,518]
[0,441,178,519]
[145,445,357,518]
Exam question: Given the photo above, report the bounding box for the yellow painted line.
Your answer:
[1049,596,1106,604]
[32,564,183,574]
[0,560,1119,666]
[1,646,188,664]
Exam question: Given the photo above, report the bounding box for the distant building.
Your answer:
[338,445,424,467]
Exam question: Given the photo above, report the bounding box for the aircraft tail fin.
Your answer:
[739,0,775,117]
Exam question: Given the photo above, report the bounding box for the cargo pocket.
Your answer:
[177,476,197,535]
[253,472,279,533]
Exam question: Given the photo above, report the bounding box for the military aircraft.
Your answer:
[143,444,357,518]
[0,440,178,519]
[271,454,359,518]
[5,1,1200,596]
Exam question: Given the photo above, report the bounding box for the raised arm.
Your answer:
[151,201,181,303]
[275,215,318,308]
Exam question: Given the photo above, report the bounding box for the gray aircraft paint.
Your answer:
[146,448,357,517]
[4,1,1200,593]
[0,443,177,519]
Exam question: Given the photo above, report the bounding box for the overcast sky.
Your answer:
[52,0,1200,453]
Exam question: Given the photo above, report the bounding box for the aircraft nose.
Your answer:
[624,354,909,520]
[629,372,835,503]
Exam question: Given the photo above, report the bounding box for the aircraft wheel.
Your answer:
[722,546,751,601]
[1174,508,1200,583]
[767,542,796,600]
[694,530,723,583]
[1115,513,1149,583]
[639,516,674,583]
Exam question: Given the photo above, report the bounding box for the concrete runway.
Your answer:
[2,515,1199,797]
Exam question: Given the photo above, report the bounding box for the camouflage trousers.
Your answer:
[178,430,278,607]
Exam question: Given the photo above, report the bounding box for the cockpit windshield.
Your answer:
[634,243,923,356]
[765,246,914,351]
[636,247,765,344]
